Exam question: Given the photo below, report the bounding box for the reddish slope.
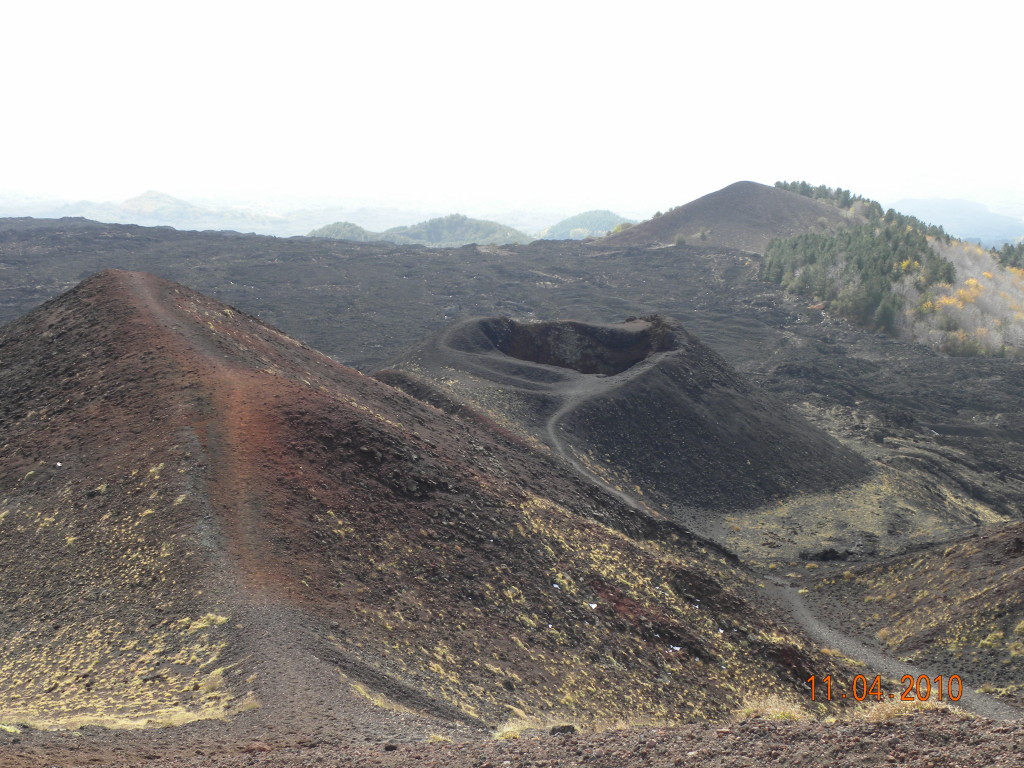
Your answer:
[0,270,852,741]
[599,181,859,252]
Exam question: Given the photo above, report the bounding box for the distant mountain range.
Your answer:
[889,198,1024,246]
[0,191,296,235]
[310,209,639,245]
[0,191,470,237]
[308,214,533,247]
[5,188,1022,249]
[0,191,631,241]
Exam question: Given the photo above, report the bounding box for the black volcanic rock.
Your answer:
[3,214,1023,563]
[466,317,677,375]
[380,315,870,512]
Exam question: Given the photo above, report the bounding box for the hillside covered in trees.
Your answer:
[764,182,1024,356]
[995,242,1024,268]
[762,215,954,333]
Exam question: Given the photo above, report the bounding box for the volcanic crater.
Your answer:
[381,315,870,516]
[476,317,678,376]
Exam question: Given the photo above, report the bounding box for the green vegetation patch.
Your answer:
[995,242,1024,269]
[765,182,955,333]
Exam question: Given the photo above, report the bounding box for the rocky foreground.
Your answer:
[1,711,1022,768]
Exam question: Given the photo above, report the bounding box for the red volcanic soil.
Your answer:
[599,181,858,252]
[1,270,878,764]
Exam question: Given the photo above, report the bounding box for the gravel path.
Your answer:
[543,373,1021,723]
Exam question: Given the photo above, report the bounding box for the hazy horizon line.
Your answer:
[3,183,1024,229]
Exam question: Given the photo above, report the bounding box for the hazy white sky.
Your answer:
[3,0,1021,218]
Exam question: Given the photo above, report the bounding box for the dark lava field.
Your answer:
[2,181,1024,766]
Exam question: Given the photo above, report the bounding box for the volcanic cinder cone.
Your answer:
[379,314,870,515]
[599,180,859,251]
[0,270,850,736]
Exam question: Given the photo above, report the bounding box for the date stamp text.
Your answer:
[806,674,963,702]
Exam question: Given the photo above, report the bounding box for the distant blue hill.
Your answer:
[891,198,1024,246]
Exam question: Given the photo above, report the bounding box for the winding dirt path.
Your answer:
[544,382,661,515]
[542,375,1021,721]
[765,580,1020,720]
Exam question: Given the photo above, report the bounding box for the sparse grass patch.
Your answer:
[732,694,810,722]
[979,630,1005,649]
[198,668,225,694]
[180,614,229,634]
[0,723,20,734]
[349,681,416,715]
[231,694,261,714]
[850,697,966,722]
[0,706,230,731]
[588,716,675,731]
[493,715,538,739]
[493,711,670,739]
